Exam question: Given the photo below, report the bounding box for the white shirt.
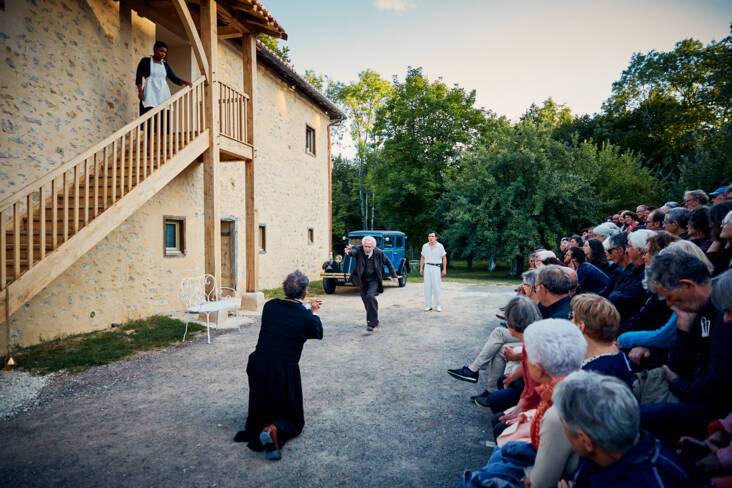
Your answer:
[421,242,446,264]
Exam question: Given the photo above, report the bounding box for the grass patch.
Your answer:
[14,315,203,375]
[263,279,326,300]
[408,260,520,286]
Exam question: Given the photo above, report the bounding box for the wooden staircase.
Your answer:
[1,77,208,319]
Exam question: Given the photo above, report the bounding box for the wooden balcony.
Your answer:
[217,81,253,161]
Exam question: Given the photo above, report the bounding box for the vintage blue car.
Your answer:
[321,230,409,294]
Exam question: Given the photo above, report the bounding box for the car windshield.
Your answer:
[349,236,382,247]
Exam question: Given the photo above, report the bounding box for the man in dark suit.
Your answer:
[345,236,398,332]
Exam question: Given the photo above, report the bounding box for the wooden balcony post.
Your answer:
[243,32,257,292]
[201,0,221,285]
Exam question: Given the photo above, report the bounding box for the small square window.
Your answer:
[305,125,316,156]
[164,217,185,256]
[259,224,267,253]
[308,227,314,244]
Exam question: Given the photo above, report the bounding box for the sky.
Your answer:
[262,0,731,121]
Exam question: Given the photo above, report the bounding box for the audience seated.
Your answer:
[553,371,692,487]
[639,250,732,447]
[461,319,586,488]
[664,207,691,239]
[570,294,635,387]
[688,206,713,252]
[708,202,732,275]
[447,296,540,409]
[566,247,609,294]
[456,187,732,487]
[535,265,575,319]
[606,230,653,323]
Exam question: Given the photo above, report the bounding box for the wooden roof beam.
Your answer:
[172,0,210,81]
[218,25,242,39]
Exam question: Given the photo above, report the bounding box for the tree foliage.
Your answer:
[258,34,291,63]
[369,67,490,250]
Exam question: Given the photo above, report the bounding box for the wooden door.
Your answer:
[221,220,235,289]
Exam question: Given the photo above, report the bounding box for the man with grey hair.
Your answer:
[345,236,397,332]
[553,371,691,486]
[606,230,653,323]
[535,265,575,319]
[684,189,709,210]
[640,250,732,446]
[664,207,690,239]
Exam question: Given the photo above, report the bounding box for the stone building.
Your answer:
[0,0,344,349]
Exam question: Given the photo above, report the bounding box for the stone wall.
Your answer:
[253,66,331,289]
[0,0,155,201]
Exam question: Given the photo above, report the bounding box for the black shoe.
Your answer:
[366,325,374,332]
[471,390,492,408]
[447,366,479,383]
[496,313,506,320]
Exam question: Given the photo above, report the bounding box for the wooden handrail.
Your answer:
[0,77,206,213]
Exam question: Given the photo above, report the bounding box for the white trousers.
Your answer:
[423,265,442,308]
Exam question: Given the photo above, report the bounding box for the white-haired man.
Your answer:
[420,231,447,312]
[346,236,397,332]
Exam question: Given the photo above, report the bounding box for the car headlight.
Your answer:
[335,255,343,264]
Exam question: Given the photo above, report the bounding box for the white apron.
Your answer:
[142,57,171,108]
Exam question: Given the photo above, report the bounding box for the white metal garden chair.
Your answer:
[179,274,240,344]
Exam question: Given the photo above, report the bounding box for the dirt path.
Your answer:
[0,281,514,487]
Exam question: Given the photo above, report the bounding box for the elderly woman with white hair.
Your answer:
[461,319,587,488]
[553,371,691,487]
[592,222,621,242]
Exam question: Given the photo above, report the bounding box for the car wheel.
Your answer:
[323,278,337,294]
[398,274,407,288]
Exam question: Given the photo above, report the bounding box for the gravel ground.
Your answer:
[0,371,53,420]
[0,281,513,487]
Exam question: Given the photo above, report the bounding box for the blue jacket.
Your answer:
[608,264,646,322]
[617,313,677,350]
[577,262,609,295]
[571,431,693,487]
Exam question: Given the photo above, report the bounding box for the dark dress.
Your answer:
[234,298,323,451]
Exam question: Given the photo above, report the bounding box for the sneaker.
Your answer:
[259,425,282,461]
[423,307,432,311]
[447,366,479,383]
[435,306,442,312]
[470,390,492,408]
[495,313,506,320]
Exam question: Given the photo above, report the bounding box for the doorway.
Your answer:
[221,219,237,290]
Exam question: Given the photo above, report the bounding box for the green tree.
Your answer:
[370,67,489,251]
[331,155,362,248]
[333,70,394,229]
[258,34,291,63]
[595,32,732,181]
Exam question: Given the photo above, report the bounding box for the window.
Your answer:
[305,125,316,156]
[383,235,393,248]
[394,236,404,248]
[163,217,185,256]
[259,224,267,253]
[308,227,314,244]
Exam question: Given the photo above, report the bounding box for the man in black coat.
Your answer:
[346,236,398,332]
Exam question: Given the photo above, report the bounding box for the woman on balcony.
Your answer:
[135,41,191,116]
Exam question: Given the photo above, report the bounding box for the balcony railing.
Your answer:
[217,81,249,145]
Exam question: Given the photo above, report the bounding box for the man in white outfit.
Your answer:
[420,231,447,311]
